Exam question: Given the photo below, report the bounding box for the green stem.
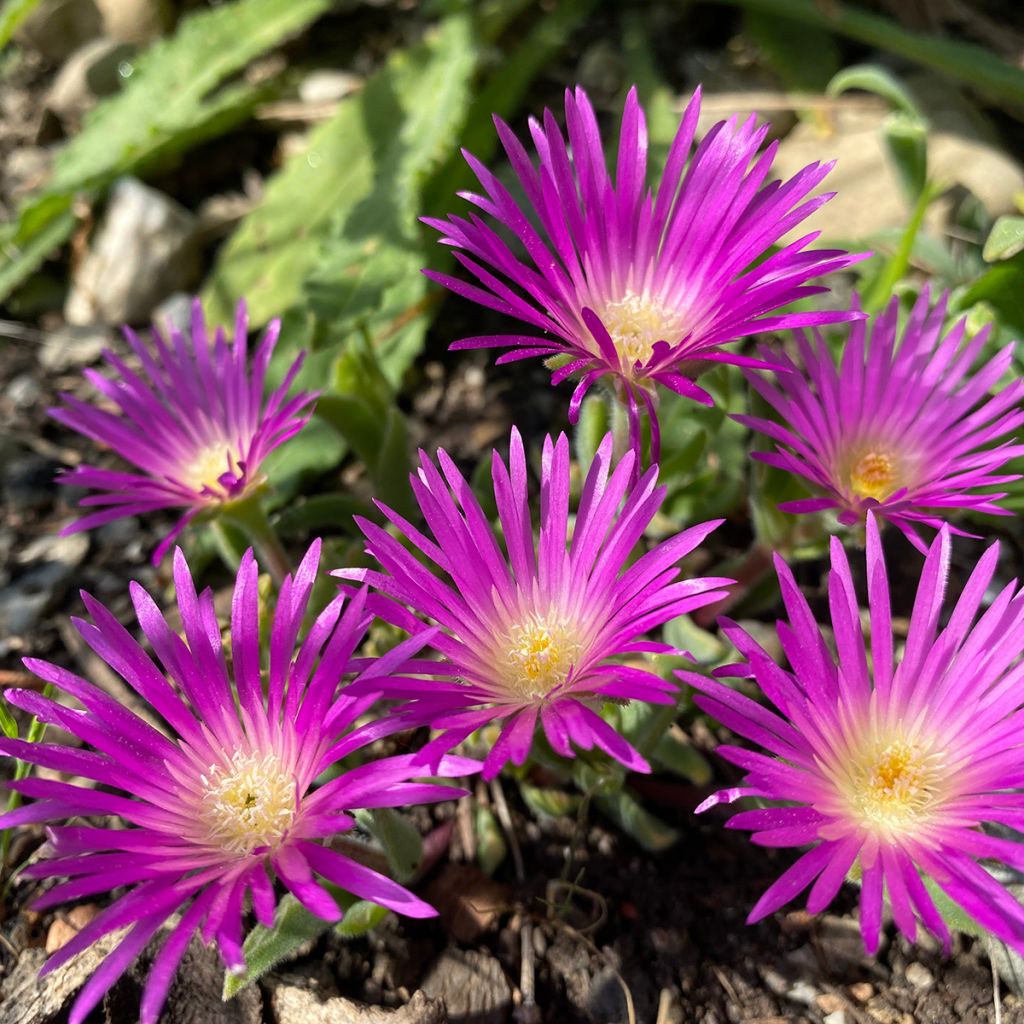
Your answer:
[700,0,1024,107]
[608,389,632,464]
[218,494,291,588]
[862,180,939,311]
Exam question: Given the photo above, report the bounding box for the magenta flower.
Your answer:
[681,515,1024,955]
[0,541,472,1024]
[50,298,316,564]
[337,427,732,779]
[424,85,865,458]
[737,289,1024,551]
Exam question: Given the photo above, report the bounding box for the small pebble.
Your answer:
[905,962,935,989]
[849,982,875,1001]
[5,373,42,407]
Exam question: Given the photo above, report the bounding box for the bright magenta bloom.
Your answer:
[51,298,316,563]
[738,289,1024,551]
[425,85,865,458]
[0,542,472,1024]
[682,516,1024,955]
[338,428,731,779]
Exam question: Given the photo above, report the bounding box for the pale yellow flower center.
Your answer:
[845,738,942,836]
[200,750,296,855]
[498,615,583,700]
[849,450,899,502]
[182,443,237,496]
[599,292,685,369]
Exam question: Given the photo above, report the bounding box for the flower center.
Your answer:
[200,749,296,855]
[498,615,583,700]
[849,450,898,502]
[182,443,237,497]
[847,738,941,835]
[599,292,684,370]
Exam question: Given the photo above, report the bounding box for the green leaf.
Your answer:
[956,252,1024,334]
[594,788,680,853]
[0,697,18,740]
[223,892,335,999]
[827,63,924,118]
[51,0,330,193]
[474,805,507,876]
[651,729,712,785]
[0,196,75,302]
[983,215,1024,263]
[204,14,477,328]
[517,780,580,820]
[0,0,330,304]
[224,887,389,998]
[664,615,727,666]
[0,0,42,49]
[260,418,347,504]
[357,809,423,884]
[334,898,389,939]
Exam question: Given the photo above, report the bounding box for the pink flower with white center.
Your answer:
[737,289,1024,551]
[50,298,316,564]
[681,515,1024,955]
[425,85,866,460]
[337,427,732,779]
[0,541,473,1024]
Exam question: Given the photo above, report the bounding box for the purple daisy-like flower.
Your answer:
[424,85,865,458]
[50,298,316,564]
[681,515,1024,955]
[0,541,472,1024]
[336,427,732,779]
[737,288,1024,551]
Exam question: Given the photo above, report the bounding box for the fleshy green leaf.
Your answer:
[204,14,477,328]
[983,215,1024,263]
[222,893,335,999]
[474,805,508,876]
[223,887,388,998]
[356,809,423,884]
[827,63,924,118]
[0,0,330,303]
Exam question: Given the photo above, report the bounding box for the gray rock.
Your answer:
[39,324,113,370]
[0,532,89,641]
[4,373,42,408]
[152,291,196,335]
[272,987,446,1024]
[65,177,199,326]
[45,38,135,122]
[1,453,59,511]
[420,948,511,1024]
[14,0,102,63]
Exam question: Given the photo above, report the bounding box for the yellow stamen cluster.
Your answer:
[849,450,898,502]
[181,443,237,496]
[845,738,942,836]
[499,615,583,700]
[600,292,684,369]
[199,749,296,855]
